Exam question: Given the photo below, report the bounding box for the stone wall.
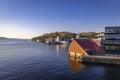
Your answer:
[82,56,120,65]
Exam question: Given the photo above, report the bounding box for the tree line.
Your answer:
[31,31,76,42]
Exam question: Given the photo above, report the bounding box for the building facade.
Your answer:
[105,27,120,55]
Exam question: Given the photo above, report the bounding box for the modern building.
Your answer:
[105,26,120,55]
[68,39,104,59]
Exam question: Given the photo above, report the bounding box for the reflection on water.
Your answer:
[54,45,60,53]
[53,44,68,54]
[68,57,86,73]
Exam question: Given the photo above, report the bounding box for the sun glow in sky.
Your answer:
[0,0,120,39]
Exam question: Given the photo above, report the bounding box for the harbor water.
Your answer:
[0,39,120,80]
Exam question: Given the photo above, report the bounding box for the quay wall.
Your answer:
[82,56,120,65]
[69,52,120,65]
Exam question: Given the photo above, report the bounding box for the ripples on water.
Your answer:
[0,39,120,80]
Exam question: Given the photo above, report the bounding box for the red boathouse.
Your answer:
[68,39,104,59]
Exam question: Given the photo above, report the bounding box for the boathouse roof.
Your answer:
[74,39,103,52]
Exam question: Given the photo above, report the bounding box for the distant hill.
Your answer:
[0,37,29,40]
[0,37,8,40]
[31,31,77,42]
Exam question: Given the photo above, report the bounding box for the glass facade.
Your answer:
[105,27,120,55]
[105,45,120,50]
[105,33,120,39]
[105,51,120,54]
[105,40,120,44]
[105,27,120,33]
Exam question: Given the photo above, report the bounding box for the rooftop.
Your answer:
[74,39,104,52]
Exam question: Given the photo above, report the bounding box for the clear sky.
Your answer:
[0,0,120,39]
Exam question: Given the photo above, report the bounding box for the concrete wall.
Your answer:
[82,56,120,65]
[69,53,120,65]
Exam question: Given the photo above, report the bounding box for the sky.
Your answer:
[0,0,120,39]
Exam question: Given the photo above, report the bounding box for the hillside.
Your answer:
[31,31,77,42]
[0,37,8,40]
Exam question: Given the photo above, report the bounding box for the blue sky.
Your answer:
[0,0,120,39]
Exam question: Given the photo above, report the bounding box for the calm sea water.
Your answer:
[0,39,120,80]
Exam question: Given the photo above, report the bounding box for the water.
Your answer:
[0,39,120,80]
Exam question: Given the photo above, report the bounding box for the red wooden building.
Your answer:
[68,39,104,59]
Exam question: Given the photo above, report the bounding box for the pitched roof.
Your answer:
[74,39,103,52]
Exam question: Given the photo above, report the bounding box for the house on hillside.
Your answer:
[68,39,104,59]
